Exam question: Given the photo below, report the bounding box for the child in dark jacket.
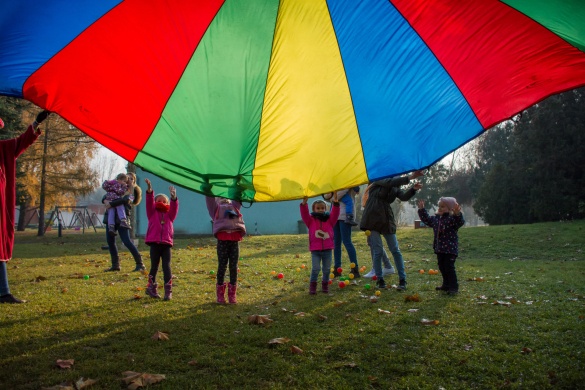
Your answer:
[300,193,340,295]
[417,197,465,295]
[144,178,179,301]
[206,196,246,304]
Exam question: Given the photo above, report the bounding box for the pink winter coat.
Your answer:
[144,191,178,246]
[300,202,340,251]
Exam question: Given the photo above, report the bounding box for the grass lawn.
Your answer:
[1,221,584,389]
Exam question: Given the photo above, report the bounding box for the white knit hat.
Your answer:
[439,197,457,210]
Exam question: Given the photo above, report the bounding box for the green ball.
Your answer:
[364,283,371,290]
[209,270,215,275]
[83,275,90,280]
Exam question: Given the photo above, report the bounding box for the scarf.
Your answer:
[311,212,330,222]
[155,202,170,212]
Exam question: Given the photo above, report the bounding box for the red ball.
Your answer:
[372,275,378,281]
[338,281,346,288]
[328,280,333,285]
[277,273,284,279]
[337,267,343,274]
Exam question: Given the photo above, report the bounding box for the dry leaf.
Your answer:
[421,318,440,326]
[187,360,198,366]
[34,275,47,282]
[133,294,142,300]
[333,300,348,307]
[290,346,303,354]
[75,377,98,389]
[377,308,392,314]
[407,309,419,312]
[248,314,273,325]
[521,347,533,354]
[268,337,291,345]
[369,296,379,303]
[317,314,328,321]
[152,331,169,341]
[293,312,306,317]
[492,300,512,307]
[41,384,75,390]
[56,359,74,369]
[468,277,485,282]
[121,371,166,390]
[405,293,421,302]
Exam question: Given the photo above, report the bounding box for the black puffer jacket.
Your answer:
[359,176,418,234]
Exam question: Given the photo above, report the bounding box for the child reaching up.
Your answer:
[102,173,130,234]
[144,178,178,301]
[338,186,359,226]
[206,196,246,304]
[417,197,464,295]
[300,193,340,294]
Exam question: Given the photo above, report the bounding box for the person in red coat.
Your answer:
[0,110,50,303]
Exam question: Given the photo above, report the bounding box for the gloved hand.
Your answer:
[35,110,51,124]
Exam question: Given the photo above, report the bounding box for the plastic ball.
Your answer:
[301,264,306,269]
[343,280,350,286]
[209,270,215,275]
[270,270,276,275]
[350,262,356,269]
[365,230,371,236]
[419,269,425,274]
[83,275,89,280]
[348,273,355,280]
[277,273,284,279]
[364,283,371,290]
[330,273,335,279]
[372,275,378,281]
[337,267,343,274]
[296,268,301,272]
[375,290,381,296]
[328,280,333,285]
[338,281,346,288]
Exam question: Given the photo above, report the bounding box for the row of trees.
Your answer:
[0,97,100,234]
[413,87,585,224]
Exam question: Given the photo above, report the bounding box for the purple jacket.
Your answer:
[418,208,465,255]
[102,179,127,201]
[144,191,179,246]
[300,202,340,251]
[206,197,246,237]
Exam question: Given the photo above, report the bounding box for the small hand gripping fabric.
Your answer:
[35,110,51,124]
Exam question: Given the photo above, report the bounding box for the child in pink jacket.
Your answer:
[300,193,340,294]
[144,178,178,301]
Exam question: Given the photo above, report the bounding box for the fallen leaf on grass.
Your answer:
[76,377,98,389]
[333,301,348,307]
[420,319,440,326]
[248,314,273,325]
[492,301,512,307]
[468,277,485,282]
[521,347,533,354]
[56,359,74,369]
[268,337,291,345]
[377,309,392,315]
[152,331,169,341]
[290,346,303,354]
[407,309,419,312]
[317,314,328,321]
[405,293,421,302]
[293,312,306,317]
[187,360,198,366]
[33,275,47,282]
[133,294,142,300]
[121,371,165,390]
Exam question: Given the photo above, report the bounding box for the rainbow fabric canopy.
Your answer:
[2,0,585,202]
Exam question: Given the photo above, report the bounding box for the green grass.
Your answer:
[1,221,584,389]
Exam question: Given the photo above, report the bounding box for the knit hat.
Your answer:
[0,117,4,129]
[439,197,457,210]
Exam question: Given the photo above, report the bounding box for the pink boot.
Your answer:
[146,275,160,299]
[227,283,237,304]
[163,280,172,301]
[216,283,227,304]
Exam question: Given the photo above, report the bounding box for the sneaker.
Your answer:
[120,219,131,229]
[376,277,386,289]
[435,285,448,291]
[133,264,146,272]
[396,279,407,291]
[0,294,25,304]
[382,267,395,275]
[350,267,361,278]
[363,269,375,278]
[332,270,341,277]
[344,214,358,226]
[447,290,459,295]
[108,225,117,236]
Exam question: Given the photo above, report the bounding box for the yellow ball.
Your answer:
[330,273,335,279]
[375,290,381,296]
[270,270,276,275]
[296,268,301,272]
[350,262,356,268]
[365,230,371,236]
[343,280,350,286]
[348,273,355,280]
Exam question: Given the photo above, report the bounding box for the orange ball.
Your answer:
[419,269,425,274]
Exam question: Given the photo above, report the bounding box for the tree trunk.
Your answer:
[16,200,28,231]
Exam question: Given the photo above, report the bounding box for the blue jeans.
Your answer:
[311,250,332,282]
[369,231,406,281]
[106,226,142,266]
[0,262,10,295]
[333,221,358,268]
[367,236,394,270]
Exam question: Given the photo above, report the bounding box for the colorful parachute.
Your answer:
[1,1,585,202]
